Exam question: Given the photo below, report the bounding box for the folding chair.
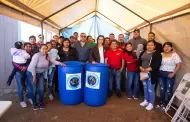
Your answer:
[171,89,190,122]
[165,73,190,118]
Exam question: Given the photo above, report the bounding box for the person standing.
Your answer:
[29,35,39,55]
[109,33,115,41]
[138,41,162,111]
[128,29,146,51]
[117,34,126,92]
[53,35,59,44]
[73,33,91,63]
[148,32,162,53]
[73,32,79,42]
[87,35,96,48]
[58,38,78,62]
[89,35,105,63]
[158,42,181,110]
[8,42,31,107]
[104,37,110,51]
[118,34,126,51]
[36,34,44,47]
[124,43,139,99]
[57,36,64,49]
[105,40,124,98]
[27,44,65,110]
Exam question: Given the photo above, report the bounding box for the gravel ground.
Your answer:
[0,93,170,122]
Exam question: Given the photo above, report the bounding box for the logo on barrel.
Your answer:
[86,71,100,89]
[66,73,81,90]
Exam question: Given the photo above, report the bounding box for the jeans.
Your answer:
[7,67,17,85]
[26,71,45,105]
[142,77,155,104]
[109,69,121,93]
[158,71,175,105]
[121,68,126,91]
[48,67,55,95]
[127,71,139,97]
[15,71,25,102]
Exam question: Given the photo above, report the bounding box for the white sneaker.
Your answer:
[20,102,27,108]
[140,100,149,107]
[146,103,154,111]
[49,94,54,100]
[28,99,33,105]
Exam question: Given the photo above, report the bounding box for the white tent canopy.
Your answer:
[0,0,190,33]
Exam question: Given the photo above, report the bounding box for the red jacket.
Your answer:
[124,52,138,72]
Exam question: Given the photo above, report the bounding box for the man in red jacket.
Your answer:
[105,40,124,98]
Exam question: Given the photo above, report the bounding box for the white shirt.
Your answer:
[10,48,30,64]
[160,52,181,72]
[98,46,104,63]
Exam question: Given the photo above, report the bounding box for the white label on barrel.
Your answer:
[85,71,100,89]
[66,73,81,90]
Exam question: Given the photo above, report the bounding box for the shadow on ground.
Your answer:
[0,93,170,122]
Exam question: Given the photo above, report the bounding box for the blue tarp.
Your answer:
[62,16,128,42]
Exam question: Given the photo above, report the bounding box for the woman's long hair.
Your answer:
[97,35,105,46]
[40,44,48,60]
[125,42,137,59]
[62,38,72,49]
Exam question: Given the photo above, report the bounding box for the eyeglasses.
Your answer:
[81,36,86,38]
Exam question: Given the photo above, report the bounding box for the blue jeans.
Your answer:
[26,71,45,105]
[143,77,155,104]
[48,67,55,95]
[109,69,121,93]
[127,71,139,97]
[121,67,126,91]
[158,71,175,105]
[15,71,25,102]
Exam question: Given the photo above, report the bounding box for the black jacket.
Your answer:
[138,51,162,84]
[89,46,106,63]
[58,48,78,62]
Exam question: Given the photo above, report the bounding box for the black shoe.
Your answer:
[6,81,11,86]
[116,92,122,98]
[33,105,39,111]
[108,91,113,98]
[39,103,45,110]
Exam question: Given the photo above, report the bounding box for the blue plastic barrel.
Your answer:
[58,61,83,105]
[84,63,109,106]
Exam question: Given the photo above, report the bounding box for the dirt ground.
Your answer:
[0,93,170,122]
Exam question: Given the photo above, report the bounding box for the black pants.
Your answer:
[54,66,59,92]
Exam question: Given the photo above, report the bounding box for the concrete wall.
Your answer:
[0,15,18,92]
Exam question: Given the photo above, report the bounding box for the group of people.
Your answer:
[7,29,181,111]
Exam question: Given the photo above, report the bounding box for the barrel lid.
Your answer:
[63,61,83,67]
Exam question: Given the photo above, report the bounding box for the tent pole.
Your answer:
[150,24,153,32]
[41,21,44,43]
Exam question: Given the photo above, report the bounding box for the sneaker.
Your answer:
[133,95,138,100]
[28,99,33,105]
[116,92,122,98]
[140,100,149,107]
[146,103,154,111]
[20,102,27,108]
[33,105,39,111]
[39,104,45,110]
[127,96,132,100]
[49,94,54,100]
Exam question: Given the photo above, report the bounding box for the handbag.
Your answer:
[140,55,153,81]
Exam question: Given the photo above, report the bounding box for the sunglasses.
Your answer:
[81,36,86,38]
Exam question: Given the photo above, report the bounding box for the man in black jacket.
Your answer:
[148,32,162,53]
[73,33,91,63]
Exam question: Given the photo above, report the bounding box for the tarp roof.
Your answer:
[0,0,190,33]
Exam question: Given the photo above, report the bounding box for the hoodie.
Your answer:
[10,48,31,64]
